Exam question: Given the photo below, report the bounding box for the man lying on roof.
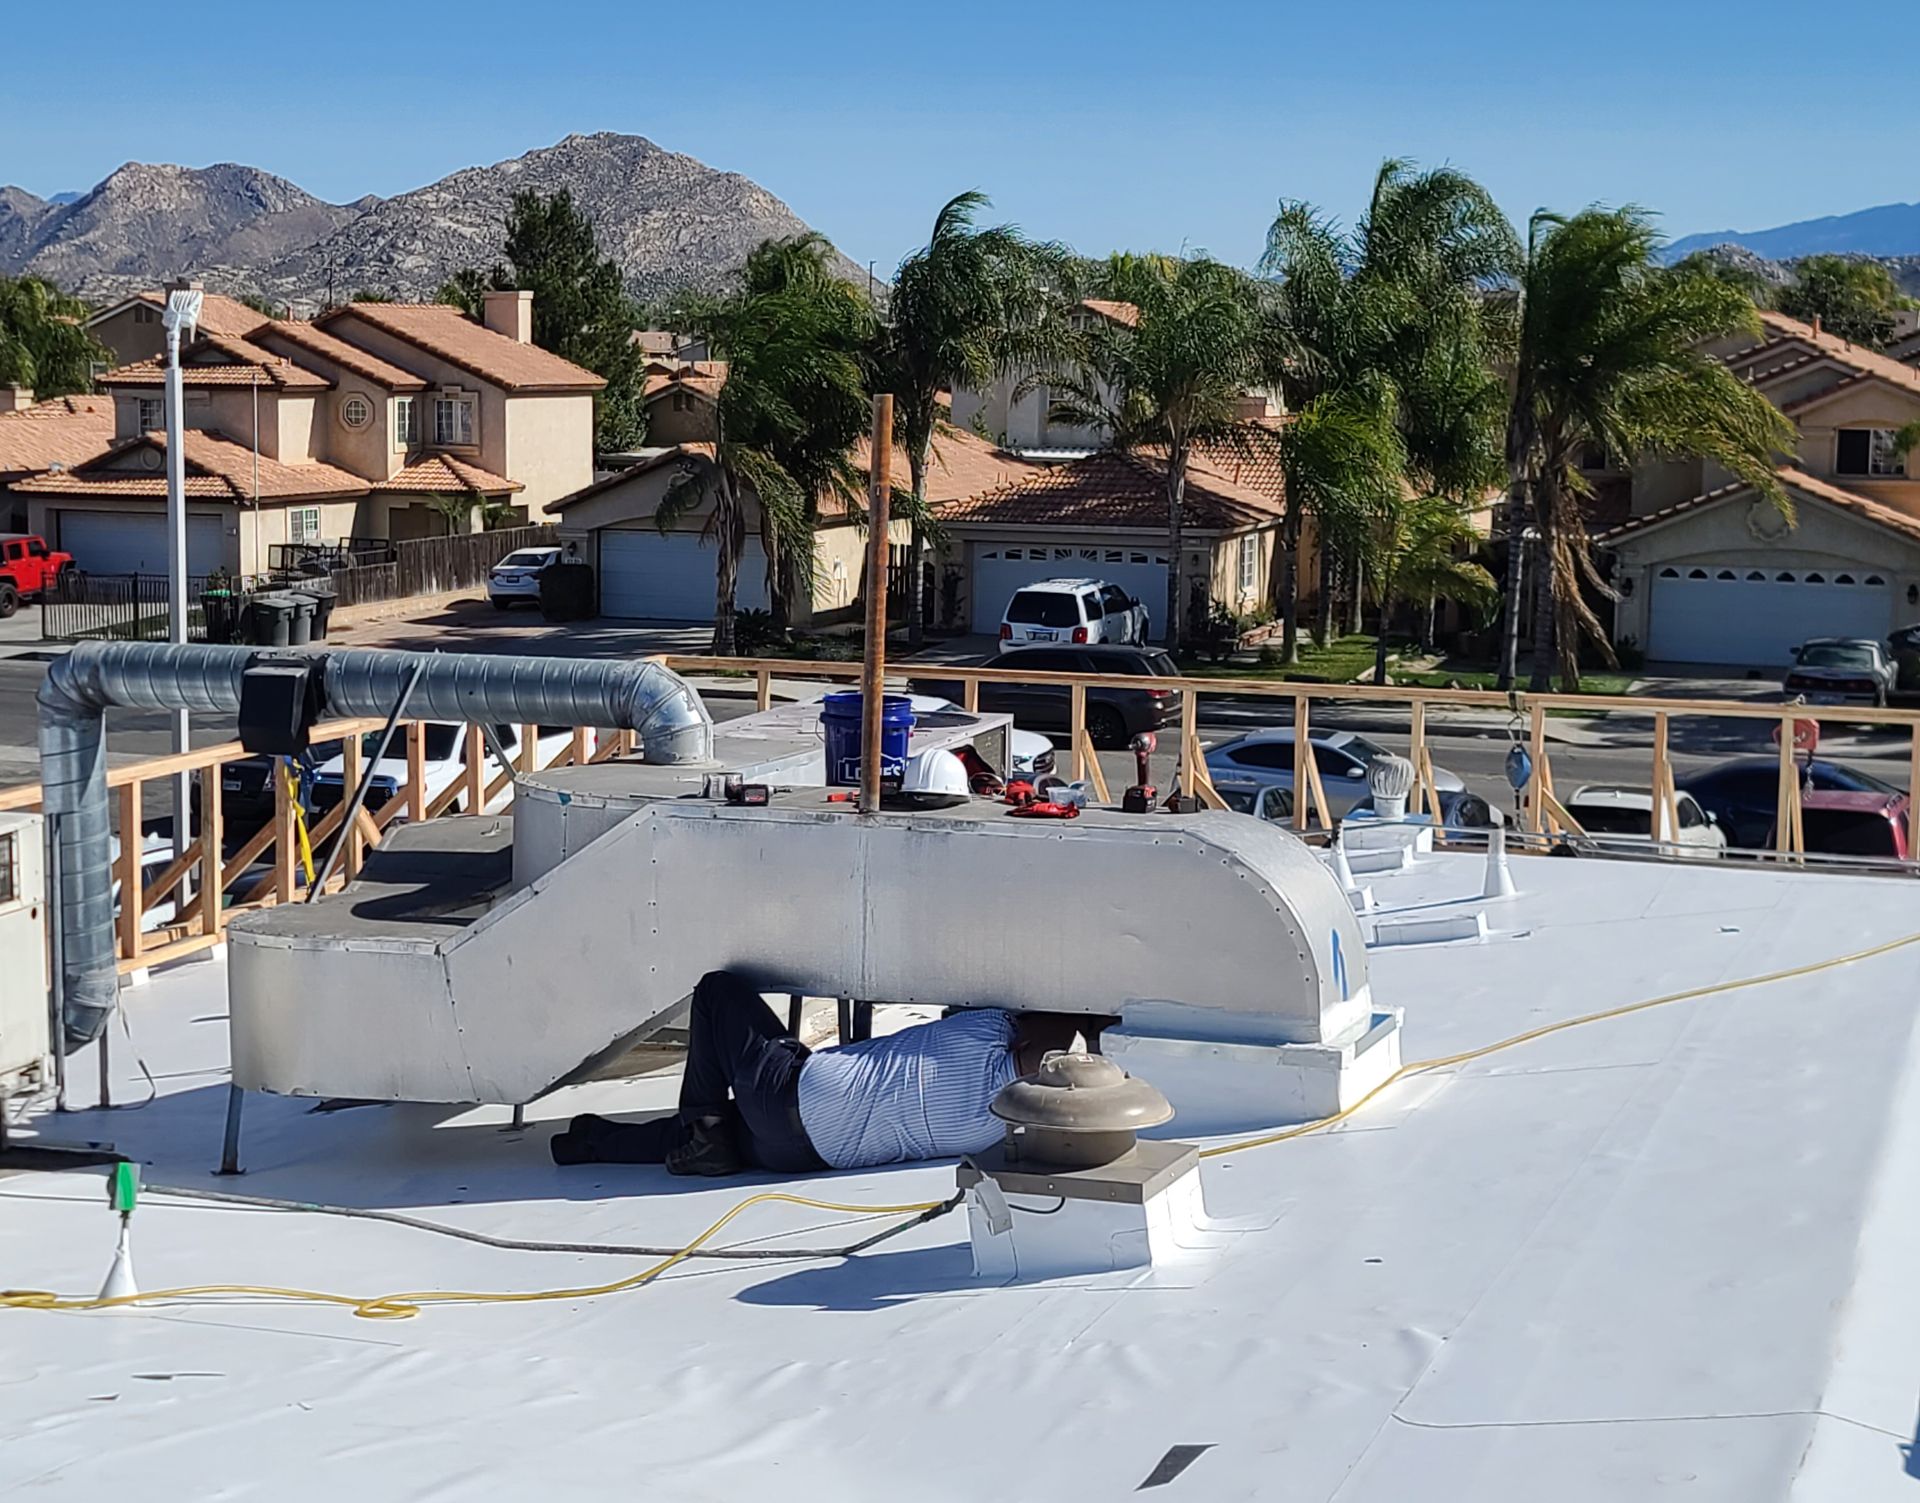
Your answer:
[551,969,1088,1176]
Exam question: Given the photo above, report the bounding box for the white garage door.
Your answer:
[57,510,226,578]
[1647,565,1892,666]
[598,529,769,621]
[970,543,1169,638]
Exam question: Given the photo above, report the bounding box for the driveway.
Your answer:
[328,597,713,659]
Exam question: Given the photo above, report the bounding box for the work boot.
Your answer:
[549,1113,613,1166]
[666,1113,742,1177]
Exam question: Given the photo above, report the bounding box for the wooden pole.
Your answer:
[859,393,894,815]
[1776,715,1796,857]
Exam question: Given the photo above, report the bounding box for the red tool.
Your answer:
[1122,731,1158,814]
[1004,779,1038,808]
[1008,799,1080,819]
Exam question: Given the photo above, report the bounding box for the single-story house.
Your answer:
[934,446,1286,638]
[550,427,1045,626]
[1599,467,1920,666]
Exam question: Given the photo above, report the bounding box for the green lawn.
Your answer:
[1176,634,1639,698]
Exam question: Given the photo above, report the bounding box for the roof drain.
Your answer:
[37,641,712,1051]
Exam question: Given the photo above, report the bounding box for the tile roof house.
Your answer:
[15,285,598,577]
[0,390,117,528]
[1595,310,1920,665]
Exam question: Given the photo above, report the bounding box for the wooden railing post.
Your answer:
[463,724,484,814]
[962,676,980,713]
[273,759,296,905]
[1408,700,1427,817]
[116,780,142,963]
[343,733,365,879]
[198,765,223,938]
[1179,688,1199,803]
[1527,701,1547,834]
[406,720,427,823]
[755,668,772,712]
[1291,694,1311,830]
[1651,711,1673,845]
[518,723,537,776]
[1070,683,1087,782]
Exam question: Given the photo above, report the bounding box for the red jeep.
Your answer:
[0,533,76,617]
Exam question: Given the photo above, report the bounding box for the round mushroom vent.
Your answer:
[1368,753,1415,818]
[991,1051,1173,1168]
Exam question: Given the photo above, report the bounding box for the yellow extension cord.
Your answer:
[7,926,1920,1322]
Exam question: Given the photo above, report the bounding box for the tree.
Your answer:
[1672,249,1776,309]
[875,191,1069,646]
[1044,254,1288,650]
[1365,493,1498,679]
[443,190,649,451]
[350,289,394,303]
[0,275,108,397]
[662,234,874,653]
[426,491,521,534]
[1501,209,1797,691]
[1776,254,1915,348]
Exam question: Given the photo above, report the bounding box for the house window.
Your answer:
[1578,443,1612,472]
[136,397,165,431]
[133,305,156,325]
[434,394,475,446]
[289,507,321,545]
[340,394,372,430]
[1835,427,1907,477]
[394,396,416,446]
[1239,534,1259,594]
[671,392,694,412]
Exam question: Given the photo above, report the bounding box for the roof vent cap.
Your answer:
[991,1051,1173,1168]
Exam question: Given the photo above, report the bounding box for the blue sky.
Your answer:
[4,0,1915,272]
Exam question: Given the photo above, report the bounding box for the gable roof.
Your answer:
[80,290,273,342]
[99,333,333,392]
[641,361,727,404]
[0,394,116,480]
[381,453,522,496]
[1079,298,1140,328]
[316,303,606,393]
[938,446,1284,533]
[255,320,427,391]
[1595,466,1920,548]
[1725,312,1920,409]
[10,429,369,503]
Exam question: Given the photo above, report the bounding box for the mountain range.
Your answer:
[1667,201,1920,263]
[0,133,860,310]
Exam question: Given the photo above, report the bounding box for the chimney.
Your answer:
[164,276,205,295]
[0,385,32,414]
[482,289,534,344]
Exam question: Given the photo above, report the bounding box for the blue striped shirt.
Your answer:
[797,1009,1017,1170]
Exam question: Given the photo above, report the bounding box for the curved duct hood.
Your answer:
[37,641,711,1051]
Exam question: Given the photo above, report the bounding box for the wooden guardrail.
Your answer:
[0,658,1911,977]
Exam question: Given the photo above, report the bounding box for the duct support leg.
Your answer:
[837,997,853,1043]
[97,1025,112,1110]
[786,993,803,1038]
[509,1104,525,1131]
[217,1085,246,1176]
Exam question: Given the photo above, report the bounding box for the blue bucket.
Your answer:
[821,691,916,787]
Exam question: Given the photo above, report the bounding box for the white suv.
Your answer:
[997,578,1150,651]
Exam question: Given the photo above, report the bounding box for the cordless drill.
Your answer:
[1122,731,1158,813]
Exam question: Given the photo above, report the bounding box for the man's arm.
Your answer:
[1010,1011,1114,1078]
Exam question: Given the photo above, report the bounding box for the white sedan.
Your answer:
[1562,785,1727,858]
[487,546,561,610]
[906,695,1055,778]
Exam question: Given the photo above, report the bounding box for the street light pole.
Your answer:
[162,289,201,865]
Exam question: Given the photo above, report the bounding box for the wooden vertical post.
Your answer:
[406,720,427,823]
[1776,715,1796,856]
[1070,683,1087,782]
[463,724,484,813]
[755,668,772,712]
[1408,700,1427,816]
[1291,694,1311,830]
[116,781,143,963]
[570,725,589,767]
[962,677,980,713]
[518,722,537,775]
[198,766,223,937]
[343,733,366,878]
[1650,712,1673,844]
[1179,689,1199,802]
[273,760,296,905]
[858,393,893,815]
[1527,701,1547,834]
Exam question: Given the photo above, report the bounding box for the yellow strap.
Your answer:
[284,763,315,886]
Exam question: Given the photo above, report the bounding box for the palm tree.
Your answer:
[1044,254,1289,650]
[1501,209,1797,691]
[876,192,1070,646]
[1365,493,1499,682]
[663,235,873,654]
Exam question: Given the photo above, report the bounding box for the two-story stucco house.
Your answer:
[18,285,603,577]
[1599,312,1920,666]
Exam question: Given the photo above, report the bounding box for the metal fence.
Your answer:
[41,573,234,644]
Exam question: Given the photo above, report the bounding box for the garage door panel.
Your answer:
[970,544,1168,639]
[1647,565,1890,666]
[58,511,225,577]
[599,530,769,621]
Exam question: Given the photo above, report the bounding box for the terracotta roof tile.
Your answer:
[938,446,1283,532]
[548,445,715,510]
[317,303,606,392]
[130,291,270,340]
[1079,298,1140,328]
[1731,312,1920,407]
[100,333,332,391]
[0,394,116,479]
[12,429,369,503]
[1595,466,1920,547]
[843,427,1050,515]
[256,321,426,390]
[642,362,726,403]
[380,453,522,495]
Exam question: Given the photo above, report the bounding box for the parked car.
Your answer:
[907,644,1180,748]
[906,694,1055,778]
[1774,789,1912,862]
[1212,777,1498,833]
[1783,637,1895,708]
[487,546,562,610]
[1680,756,1906,850]
[206,738,347,832]
[1203,728,1466,820]
[1562,785,1726,858]
[309,722,583,819]
[997,578,1150,651]
[0,532,75,617]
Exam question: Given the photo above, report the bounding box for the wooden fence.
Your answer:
[0,660,1913,977]
[325,525,558,609]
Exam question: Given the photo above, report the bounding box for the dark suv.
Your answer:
[908,644,1181,748]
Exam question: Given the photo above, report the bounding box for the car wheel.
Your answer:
[1086,705,1126,749]
[0,584,17,619]
[489,597,511,612]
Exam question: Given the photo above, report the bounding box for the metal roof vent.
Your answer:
[1368,753,1415,820]
[991,1052,1173,1169]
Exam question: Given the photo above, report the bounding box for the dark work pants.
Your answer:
[576,971,824,1172]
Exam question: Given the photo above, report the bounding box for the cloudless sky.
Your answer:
[3,0,1915,272]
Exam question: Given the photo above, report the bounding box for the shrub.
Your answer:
[732,608,785,655]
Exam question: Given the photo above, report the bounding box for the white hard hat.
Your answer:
[896,748,970,808]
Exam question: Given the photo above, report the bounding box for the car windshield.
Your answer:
[1220,788,1257,814]
[1570,803,1651,836]
[497,551,552,569]
[1339,735,1392,764]
[1796,643,1875,670]
[1813,760,1901,796]
[1007,591,1081,628]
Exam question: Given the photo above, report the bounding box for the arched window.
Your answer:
[1836,573,1856,585]
[1658,567,1680,578]
[1804,572,1826,584]
[1776,571,1797,583]
[1866,574,1887,586]
[1687,568,1709,579]
[1746,571,1766,581]
[1716,570,1736,580]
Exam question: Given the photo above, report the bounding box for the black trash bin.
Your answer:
[248,592,298,647]
[292,579,338,640]
[200,589,239,645]
[286,594,316,646]
[540,562,596,622]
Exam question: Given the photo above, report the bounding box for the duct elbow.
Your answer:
[628,662,713,764]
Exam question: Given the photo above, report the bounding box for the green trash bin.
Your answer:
[200,589,238,644]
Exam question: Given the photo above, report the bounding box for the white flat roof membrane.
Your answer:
[4,851,1919,1501]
